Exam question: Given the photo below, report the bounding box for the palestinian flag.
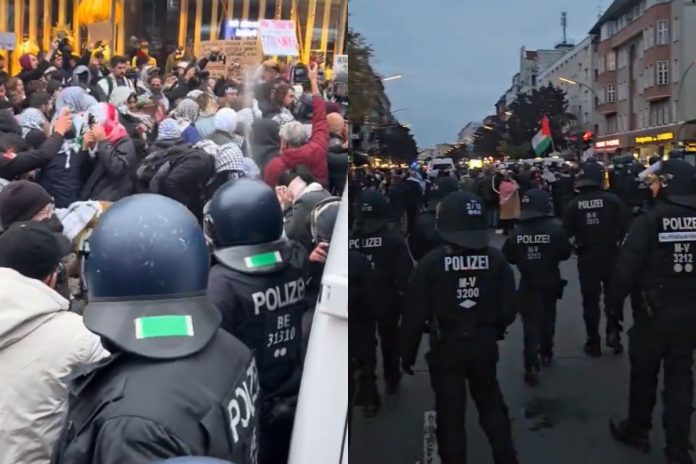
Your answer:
[532,115,552,156]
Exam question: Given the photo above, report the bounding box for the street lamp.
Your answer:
[558,77,597,99]
[483,125,494,131]
[381,75,403,82]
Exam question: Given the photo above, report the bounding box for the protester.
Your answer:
[250,117,281,173]
[174,98,202,144]
[0,221,107,464]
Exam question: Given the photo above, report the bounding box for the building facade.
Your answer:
[537,36,595,130]
[0,0,347,73]
[457,121,482,147]
[591,0,696,158]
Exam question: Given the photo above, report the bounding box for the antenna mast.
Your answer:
[561,11,568,44]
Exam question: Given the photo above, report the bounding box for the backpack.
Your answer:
[136,144,191,193]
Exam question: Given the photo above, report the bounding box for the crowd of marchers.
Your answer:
[0,38,348,464]
[348,152,696,464]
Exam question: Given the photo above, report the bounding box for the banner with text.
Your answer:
[258,20,299,56]
[199,39,263,79]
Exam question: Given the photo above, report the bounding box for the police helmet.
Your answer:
[648,155,661,166]
[205,178,296,274]
[519,188,552,221]
[653,158,696,208]
[311,196,340,244]
[83,194,221,360]
[436,191,488,250]
[575,162,605,189]
[669,149,685,159]
[428,177,459,204]
[356,189,389,234]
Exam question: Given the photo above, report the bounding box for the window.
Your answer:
[606,84,616,103]
[606,115,618,133]
[657,60,669,85]
[618,48,628,68]
[657,21,669,45]
[673,17,679,42]
[644,26,654,49]
[607,52,616,71]
[598,56,605,74]
[674,58,680,83]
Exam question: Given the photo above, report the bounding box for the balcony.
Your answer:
[597,101,618,115]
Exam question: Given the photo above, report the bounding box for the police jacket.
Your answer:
[348,227,413,313]
[0,134,64,181]
[611,199,696,330]
[52,329,258,464]
[349,250,377,364]
[503,217,572,290]
[408,209,440,261]
[562,188,630,251]
[207,241,309,401]
[401,246,517,366]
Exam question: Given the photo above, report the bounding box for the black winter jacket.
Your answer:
[81,137,138,201]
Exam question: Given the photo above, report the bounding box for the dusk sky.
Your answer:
[350,0,607,148]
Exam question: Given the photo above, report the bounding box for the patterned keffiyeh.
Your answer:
[216,142,245,173]
[54,87,97,114]
[18,108,47,137]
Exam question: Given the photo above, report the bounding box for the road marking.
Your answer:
[423,410,440,464]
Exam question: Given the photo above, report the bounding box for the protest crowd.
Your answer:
[0,36,347,464]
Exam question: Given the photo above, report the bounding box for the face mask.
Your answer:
[40,215,64,233]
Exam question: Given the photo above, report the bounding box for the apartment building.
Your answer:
[591,0,696,158]
[538,36,595,130]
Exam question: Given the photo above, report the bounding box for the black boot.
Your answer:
[584,338,601,357]
[606,330,624,354]
[524,369,539,387]
[609,418,651,452]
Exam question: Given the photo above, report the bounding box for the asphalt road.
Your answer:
[350,233,695,464]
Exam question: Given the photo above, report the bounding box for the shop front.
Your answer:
[0,0,347,74]
[593,137,624,163]
[633,128,677,160]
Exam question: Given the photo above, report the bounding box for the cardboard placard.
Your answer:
[258,20,299,56]
[199,39,262,80]
[0,32,16,51]
[88,21,112,43]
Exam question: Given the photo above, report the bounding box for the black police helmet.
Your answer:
[436,191,488,250]
[356,189,389,234]
[654,159,696,208]
[205,178,283,247]
[429,177,459,204]
[575,162,605,189]
[519,188,552,221]
[83,194,221,360]
[648,155,661,166]
[669,149,685,159]
[205,178,300,275]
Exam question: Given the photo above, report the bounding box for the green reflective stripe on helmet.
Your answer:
[244,251,282,269]
[134,315,194,339]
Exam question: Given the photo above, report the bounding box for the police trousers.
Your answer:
[376,304,401,385]
[628,324,695,451]
[518,288,557,370]
[577,249,622,340]
[427,337,517,464]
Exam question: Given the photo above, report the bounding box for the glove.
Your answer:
[401,359,414,376]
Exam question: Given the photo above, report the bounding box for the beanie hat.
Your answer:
[157,118,182,141]
[0,180,53,227]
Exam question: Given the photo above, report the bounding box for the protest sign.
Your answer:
[0,32,16,51]
[333,54,347,83]
[258,20,299,56]
[199,39,262,79]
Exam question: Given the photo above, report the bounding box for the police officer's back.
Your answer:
[503,189,571,382]
[562,161,631,356]
[205,179,308,464]
[349,189,412,393]
[401,191,518,464]
[409,177,459,261]
[52,194,258,464]
[609,159,696,464]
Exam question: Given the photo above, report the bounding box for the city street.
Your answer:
[350,232,695,464]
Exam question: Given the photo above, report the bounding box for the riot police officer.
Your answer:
[52,194,259,464]
[204,179,309,464]
[563,162,631,356]
[350,189,412,395]
[401,191,518,464]
[408,176,459,261]
[503,189,572,385]
[609,159,696,464]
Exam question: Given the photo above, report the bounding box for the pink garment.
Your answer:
[102,103,129,144]
[18,54,33,71]
[499,179,519,205]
